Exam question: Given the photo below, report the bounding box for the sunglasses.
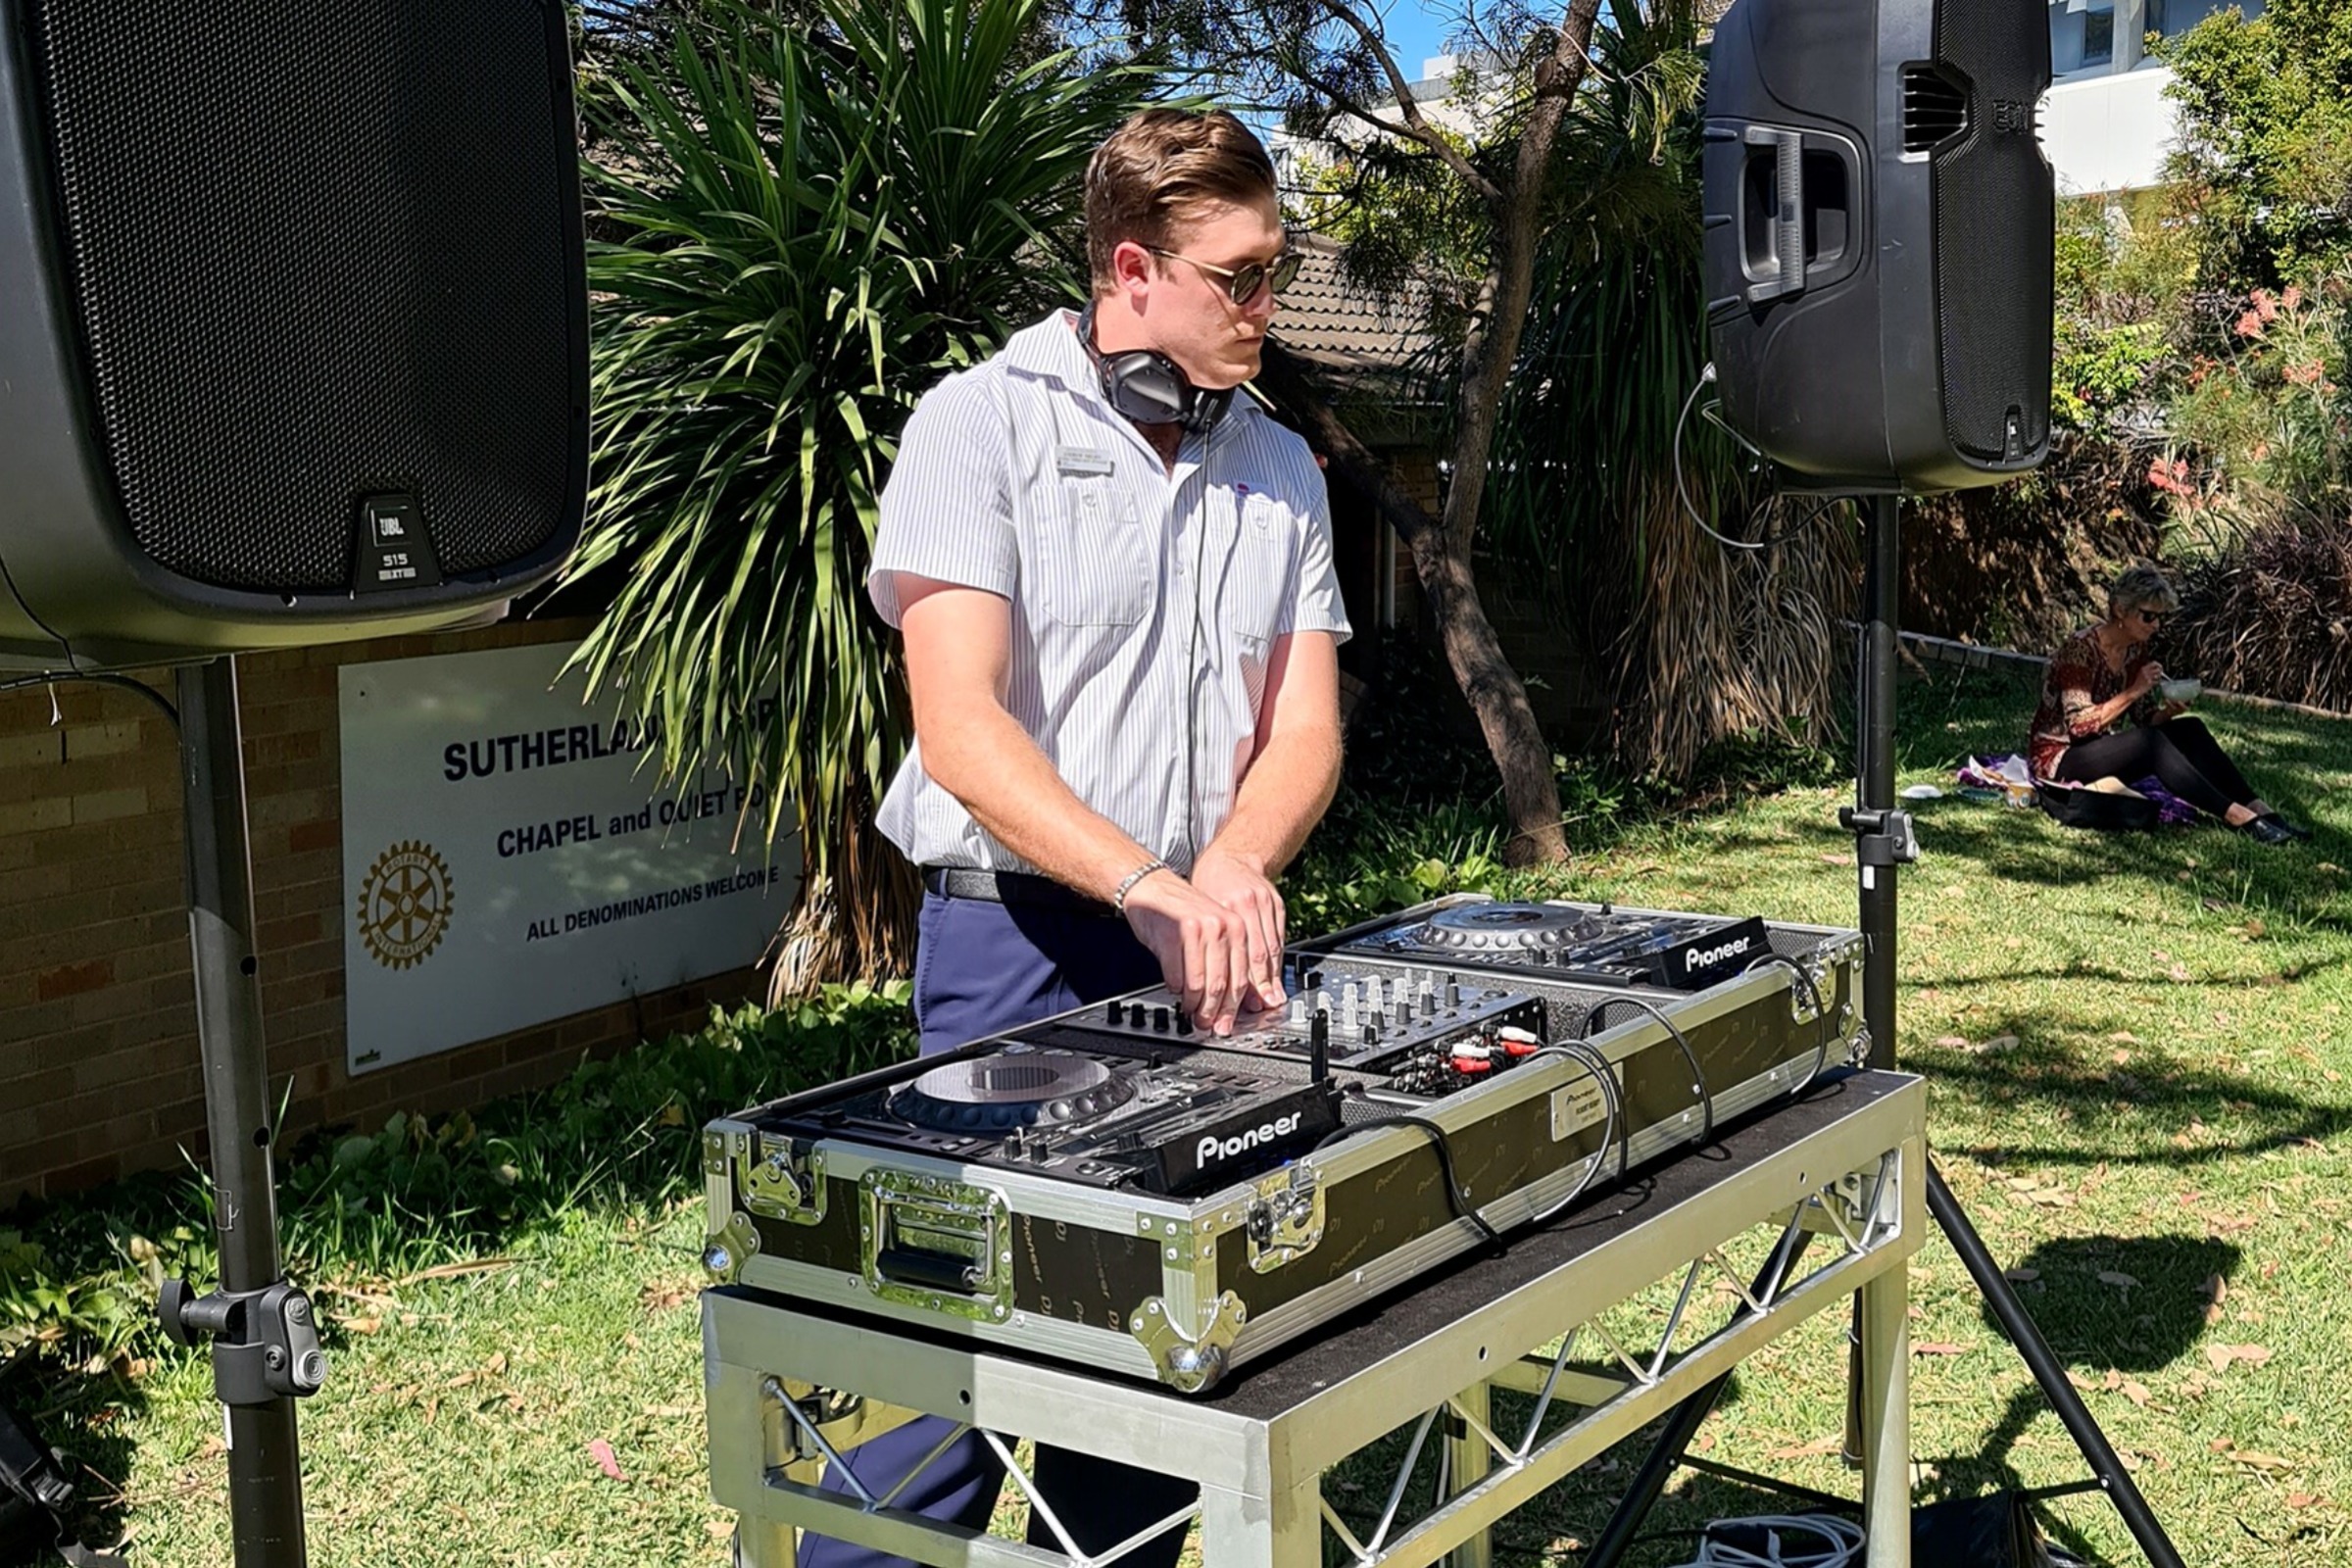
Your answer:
[2133,608,2167,624]
[1148,243,1303,306]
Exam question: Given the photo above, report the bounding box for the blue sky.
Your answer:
[1372,0,1458,82]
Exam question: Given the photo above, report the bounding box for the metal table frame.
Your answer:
[705,1072,1926,1568]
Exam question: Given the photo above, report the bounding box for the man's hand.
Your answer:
[1120,870,1257,1035]
[1189,846,1286,1013]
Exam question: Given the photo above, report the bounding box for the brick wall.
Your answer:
[0,616,759,1205]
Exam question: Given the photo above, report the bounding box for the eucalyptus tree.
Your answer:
[567,0,1157,986]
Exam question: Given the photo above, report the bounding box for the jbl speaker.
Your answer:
[0,1,587,670]
[1701,0,2053,493]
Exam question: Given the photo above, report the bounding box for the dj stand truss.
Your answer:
[704,1072,1926,1568]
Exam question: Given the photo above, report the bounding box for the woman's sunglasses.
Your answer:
[1149,244,1304,306]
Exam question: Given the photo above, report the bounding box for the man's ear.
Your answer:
[1109,237,1155,299]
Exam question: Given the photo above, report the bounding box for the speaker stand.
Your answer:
[1582,493,2186,1568]
[154,657,318,1568]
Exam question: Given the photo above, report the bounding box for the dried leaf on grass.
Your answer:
[1768,1436,1844,1459]
[2205,1343,2274,1374]
[397,1257,518,1287]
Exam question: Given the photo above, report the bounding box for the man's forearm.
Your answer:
[1201,723,1342,875]
[922,706,1162,901]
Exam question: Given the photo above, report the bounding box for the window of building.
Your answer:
[2082,8,2115,65]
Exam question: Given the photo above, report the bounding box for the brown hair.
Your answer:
[1084,109,1277,294]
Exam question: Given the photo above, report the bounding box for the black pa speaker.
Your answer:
[1701,0,2054,492]
[0,1,588,669]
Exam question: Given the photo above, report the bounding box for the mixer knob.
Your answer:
[1174,1010,1193,1036]
[1152,1006,1171,1032]
[1106,1002,1124,1025]
[1288,995,1308,1026]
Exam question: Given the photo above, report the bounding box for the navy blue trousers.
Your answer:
[798,892,1196,1568]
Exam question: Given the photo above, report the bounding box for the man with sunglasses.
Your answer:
[2029,564,2308,842]
[799,109,1348,1567]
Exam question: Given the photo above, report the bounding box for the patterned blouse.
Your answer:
[2028,625,2159,779]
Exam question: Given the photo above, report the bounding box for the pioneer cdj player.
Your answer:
[762,1042,1344,1198]
[1332,900,1773,991]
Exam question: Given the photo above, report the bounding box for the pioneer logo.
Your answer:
[1684,935,1755,970]
[1198,1112,1303,1167]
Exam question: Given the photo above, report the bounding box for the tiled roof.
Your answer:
[1270,233,1438,386]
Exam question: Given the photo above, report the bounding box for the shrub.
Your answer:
[2166,514,2352,710]
[2166,277,2352,530]
[0,986,914,1368]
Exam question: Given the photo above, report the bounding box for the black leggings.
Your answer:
[2055,716,2260,820]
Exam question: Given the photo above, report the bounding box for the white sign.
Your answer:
[338,641,796,1073]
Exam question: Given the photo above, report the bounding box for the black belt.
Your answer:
[922,865,1115,916]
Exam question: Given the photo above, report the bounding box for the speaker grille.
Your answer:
[1932,0,2054,464]
[25,1,578,593]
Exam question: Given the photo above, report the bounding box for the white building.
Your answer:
[2042,0,2264,194]
[1271,11,2265,204]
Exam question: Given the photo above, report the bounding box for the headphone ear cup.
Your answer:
[1104,350,1193,426]
[1186,387,1234,436]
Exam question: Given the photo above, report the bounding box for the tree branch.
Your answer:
[1312,0,1506,205]
[1251,340,1438,552]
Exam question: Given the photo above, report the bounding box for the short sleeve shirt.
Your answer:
[868,309,1350,873]
[2028,626,2157,778]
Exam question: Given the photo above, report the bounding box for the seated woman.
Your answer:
[2028,564,2308,845]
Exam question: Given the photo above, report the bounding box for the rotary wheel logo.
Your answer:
[357,841,454,969]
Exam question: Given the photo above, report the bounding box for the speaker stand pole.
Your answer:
[156,657,318,1568]
[1840,497,2187,1568]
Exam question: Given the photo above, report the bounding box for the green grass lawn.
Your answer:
[69,670,2352,1564]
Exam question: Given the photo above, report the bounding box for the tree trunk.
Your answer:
[1255,342,1568,864]
[766,770,920,1002]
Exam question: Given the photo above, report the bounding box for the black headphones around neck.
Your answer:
[1075,303,1233,436]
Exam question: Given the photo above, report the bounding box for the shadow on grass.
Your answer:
[1910,1028,2352,1167]
[1902,1233,2242,1565]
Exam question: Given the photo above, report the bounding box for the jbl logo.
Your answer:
[1990,99,2030,136]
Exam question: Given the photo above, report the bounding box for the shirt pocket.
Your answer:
[1217,494,1295,645]
[1033,476,1152,627]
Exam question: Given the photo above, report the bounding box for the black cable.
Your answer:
[1313,1111,1499,1242]
[1740,951,1834,1095]
[0,671,181,728]
[1582,993,1713,1148]
[1516,1040,1624,1228]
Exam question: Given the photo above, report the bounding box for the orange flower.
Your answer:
[2252,288,2279,322]
[2147,457,2195,496]
[2236,310,2265,338]
[2285,359,2327,386]
[2282,284,2306,310]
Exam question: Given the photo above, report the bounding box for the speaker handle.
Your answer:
[1742,126,1807,305]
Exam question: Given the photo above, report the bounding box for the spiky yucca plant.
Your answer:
[568,0,1156,990]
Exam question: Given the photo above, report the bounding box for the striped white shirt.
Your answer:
[869,309,1350,875]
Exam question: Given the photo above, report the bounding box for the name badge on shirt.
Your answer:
[1055,445,1115,477]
